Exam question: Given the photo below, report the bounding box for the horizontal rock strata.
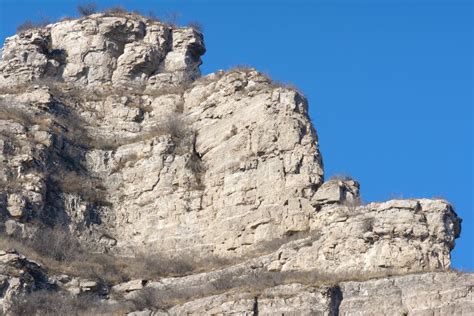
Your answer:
[0,12,471,315]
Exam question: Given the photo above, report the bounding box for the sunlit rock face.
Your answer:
[0,13,205,87]
[0,12,471,315]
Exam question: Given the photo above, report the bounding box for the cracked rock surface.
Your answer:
[0,12,472,315]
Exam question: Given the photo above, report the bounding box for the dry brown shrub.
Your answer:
[104,6,128,16]
[188,21,203,32]
[9,290,109,316]
[77,2,97,16]
[16,19,50,33]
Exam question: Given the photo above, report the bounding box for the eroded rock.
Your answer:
[0,12,471,315]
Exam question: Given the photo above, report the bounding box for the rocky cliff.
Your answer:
[0,12,472,315]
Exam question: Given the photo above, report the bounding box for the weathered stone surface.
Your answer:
[313,178,360,205]
[0,13,205,87]
[100,69,324,257]
[0,13,471,315]
[339,271,474,315]
[6,194,26,218]
[112,279,148,293]
[269,198,461,274]
[0,250,53,314]
[166,284,341,316]
[123,271,473,315]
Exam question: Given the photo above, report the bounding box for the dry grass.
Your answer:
[124,267,423,311]
[270,80,305,96]
[1,84,192,151]
[188,21,203,32]
[9,290,102,316]
[0,103,53,131]
[104,6,128,16]
[0,229,230,286]
[0,222,438,313]
[86,115,192,151]
[47,169,108,206]
[7,262,439,315]
[329,174,355,182]
[227,65,256,74]
[16,19,50,33]
[163,11,181,27]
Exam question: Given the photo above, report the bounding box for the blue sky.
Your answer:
[0,0,472,270]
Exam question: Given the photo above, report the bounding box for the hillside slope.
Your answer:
[0,12,472,315]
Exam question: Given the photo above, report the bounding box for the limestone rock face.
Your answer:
[0,13,471,315]
[106,69,324,256]
[167,284,341,316]
[0,250,53,313]
[339,272,474,315]
[271,199,461,274]
[131,271,472,315]
[0,13,204,87]
[313,178,360,205]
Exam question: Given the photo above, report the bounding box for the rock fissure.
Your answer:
[0,11,471,316]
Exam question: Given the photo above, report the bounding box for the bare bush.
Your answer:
[77,2,97,16]
[188,21,203,32]
[16,20,37,33]
[228,65,256,74]
[361,217,375,232]
[129,287,174,311]
[0,232,231,286]
[0,104,32,124]
[10,290,102,316]
[16,19,50,33]
[164,11,181,26]
[27,226,83,262]
[104,6,128,16]
[329,174,355,182]
[147,10,160,22]
[342,196,363,213]
[47,168,107,205]
[87,115,192,152]
[271,80,305,96]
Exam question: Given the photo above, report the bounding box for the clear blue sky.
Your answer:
[1,0,472,270]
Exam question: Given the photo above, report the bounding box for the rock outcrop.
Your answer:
[0,12,472,315]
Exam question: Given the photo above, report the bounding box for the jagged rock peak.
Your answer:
[0,13,205,88]
[0,11,471,316]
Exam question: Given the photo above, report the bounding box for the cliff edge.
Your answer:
[0,12,471,315]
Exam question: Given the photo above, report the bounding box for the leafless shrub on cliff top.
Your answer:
[228,65,255,74]
[271,80,305,96]
[16,19,50,33]
[104,6,128,16]
[329,173,355,182]
[27,225,84,262]
[47,168,107,205]
[188,21,203,32]
[0,101,53,131]
[77,2,97,16]
[164,11,181,27]
[16,20,38,33]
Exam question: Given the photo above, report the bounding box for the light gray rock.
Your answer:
[339,271,474,315]
[0,250,52,315]
[272,198,461,274]
[125,272,473,315]
[166,283,341,316]
[313,178,360,205]
[6,194,26,218]
[0,13,471,316]
[0,13,205,88]
[112,279,148,293]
